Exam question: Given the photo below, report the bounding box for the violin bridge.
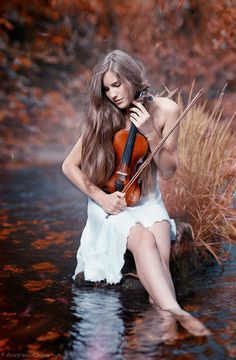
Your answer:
[116,171,128,176]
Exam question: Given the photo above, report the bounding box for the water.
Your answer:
[0,165,236,359]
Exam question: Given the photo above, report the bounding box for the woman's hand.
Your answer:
[130,101,156,140]
[99,191,127,215]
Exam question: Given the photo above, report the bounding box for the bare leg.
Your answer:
[127,223,211,337]
[127,224,180,311]
[148,221,176,297]
[148,221,211,336]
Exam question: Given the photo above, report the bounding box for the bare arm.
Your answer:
[62,137,104,203]
[62,137,126,214]
[149,98,179,179]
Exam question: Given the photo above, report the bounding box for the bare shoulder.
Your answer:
[152,96,180,118]
[148,96,180,131]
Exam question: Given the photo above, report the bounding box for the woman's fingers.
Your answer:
[110,192,127,213]
[132,101,146,112]
[130,102,150,131]
[130,103,155,138]
[115,191,125,198]
[115,191,127,204]
[130,113,140,121]
[130,107,143,116]
[103,192,127,214]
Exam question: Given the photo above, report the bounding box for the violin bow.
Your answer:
[122,89,205,194]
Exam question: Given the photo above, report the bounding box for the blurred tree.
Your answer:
[0,0,235,164]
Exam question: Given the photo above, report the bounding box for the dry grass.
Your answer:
[161,85,236,264]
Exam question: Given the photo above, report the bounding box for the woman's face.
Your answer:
[103,71,133,109]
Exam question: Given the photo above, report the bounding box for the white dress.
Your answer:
[72,177,176,284]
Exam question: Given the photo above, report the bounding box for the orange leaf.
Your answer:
[36,331,61,341]
[23,279,54,292]
[0,338,9,348]
[3,265,24,274]
[31,262,58,272]
[0,18,13,30]
[43,298,56,303]
[51,35,65,46]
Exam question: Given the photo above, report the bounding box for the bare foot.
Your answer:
[126,308,178,347]
[148,303,179,344]
[171,310,211,337]
[159,310,179,344]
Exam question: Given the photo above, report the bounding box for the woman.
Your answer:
[62,49,210,339]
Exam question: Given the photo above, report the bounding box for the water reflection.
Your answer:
[67,288,124,360]
[0,165,236,359]
[67,288,176,360]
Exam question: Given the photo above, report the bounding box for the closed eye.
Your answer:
[113,82,121,87]
[104,81,121,92]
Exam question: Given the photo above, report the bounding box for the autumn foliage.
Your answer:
[0,0,235,164]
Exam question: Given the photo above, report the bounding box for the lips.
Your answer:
[115,98,123,104]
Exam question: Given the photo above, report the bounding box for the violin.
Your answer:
[102,89,205,208]
[103,91,150,206]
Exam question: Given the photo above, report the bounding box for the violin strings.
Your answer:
[121,123,137,166]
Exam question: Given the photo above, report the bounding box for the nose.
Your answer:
[110,88,118,100]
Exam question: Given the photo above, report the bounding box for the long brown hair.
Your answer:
[80,49,157,194]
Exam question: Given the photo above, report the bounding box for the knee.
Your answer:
[140,230,157,250]
[127,224,156,254]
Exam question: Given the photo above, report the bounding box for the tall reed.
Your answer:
[161,86,236,263]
